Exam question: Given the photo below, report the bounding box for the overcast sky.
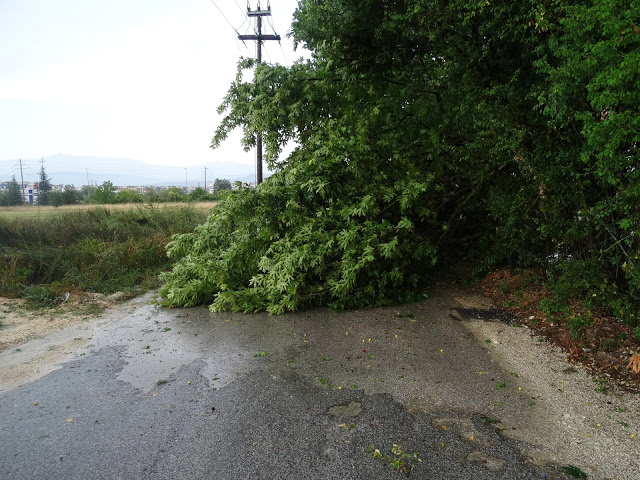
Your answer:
[0,0,305,167]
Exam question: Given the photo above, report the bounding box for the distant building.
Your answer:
[0,182,68,204]
[24,183,36,204]
[5,182,39,204]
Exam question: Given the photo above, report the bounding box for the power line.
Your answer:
[236,37,251,55]
[278,41,290,66]
[233,0,249,20]
[266,15,277,36]
[207,0,251,54]
[233,0,251,34]
[266,16,289,66]
[208,0,240,35]
[262,44,273,63]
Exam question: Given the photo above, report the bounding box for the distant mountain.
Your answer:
[0,154,265,187]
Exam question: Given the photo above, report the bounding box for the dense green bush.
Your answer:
[162,0,640,324]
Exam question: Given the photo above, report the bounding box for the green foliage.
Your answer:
[0,205,207,297]
[0,259,29,297]
[142,187,169,203]
[116,189,144,204]
[23,285,65,309]
[92,181,117,204]
[566,315,594,341]
[162,0,640,321]
[188,187,208,202]
[161,166,437,313]
[212,178,232,195]
[62,185,79,205]
[38,185,80,206]
[167,187,187,202]
[49,191,64,207]
[562,464,588,479]
[316,377,334,388]
[366,444,422,475]
[37,163,52,206]
[0,176,23,206]
[633,326,640,343]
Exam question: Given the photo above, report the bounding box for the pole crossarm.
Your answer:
[238,34,280,41]
[247,10,274,17]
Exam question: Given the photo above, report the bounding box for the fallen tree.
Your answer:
[161,0,640,334]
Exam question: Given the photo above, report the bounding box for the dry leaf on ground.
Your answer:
[627,353,640,374]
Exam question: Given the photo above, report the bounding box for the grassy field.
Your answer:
[0,203,212,303]
[0,201,217,219]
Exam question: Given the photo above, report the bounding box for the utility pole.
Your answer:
[204,166,207,193]
[185,168,188,193]
[19,159,25,204]
[39,157,44,193]
[238,1,280,185]
[86,168,91,204]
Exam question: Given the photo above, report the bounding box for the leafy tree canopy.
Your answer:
[37,160,52,206]
[188,187,212,202]
[49,191,64,207]
[92,181,117,204]
[1,176,23,206]
[167,187,187,203]
[62,185,79,205]
[161,0,640,324]
[116,189,143,204]
[212,178,232,195]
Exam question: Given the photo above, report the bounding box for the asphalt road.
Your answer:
[0,291,576,479]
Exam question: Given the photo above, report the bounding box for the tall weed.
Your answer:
[0,205,207,300]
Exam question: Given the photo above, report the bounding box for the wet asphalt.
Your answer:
[0,291,573,479]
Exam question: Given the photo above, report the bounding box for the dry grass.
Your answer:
[0,201,217,219]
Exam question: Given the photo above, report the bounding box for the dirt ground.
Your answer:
[0,293,130,351]
[0,292,142,393]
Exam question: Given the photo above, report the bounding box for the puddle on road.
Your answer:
[1,286,310,395]
[89,302,255,392]
[327,401,362,419]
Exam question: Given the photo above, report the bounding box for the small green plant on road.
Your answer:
[316,377,334,388]
[562,464,588,478]
[366,444,422,475]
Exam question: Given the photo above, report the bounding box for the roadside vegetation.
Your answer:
[0,204,209,304]
[26,178,232,207]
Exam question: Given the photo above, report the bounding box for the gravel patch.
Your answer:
[463,313,640,479]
